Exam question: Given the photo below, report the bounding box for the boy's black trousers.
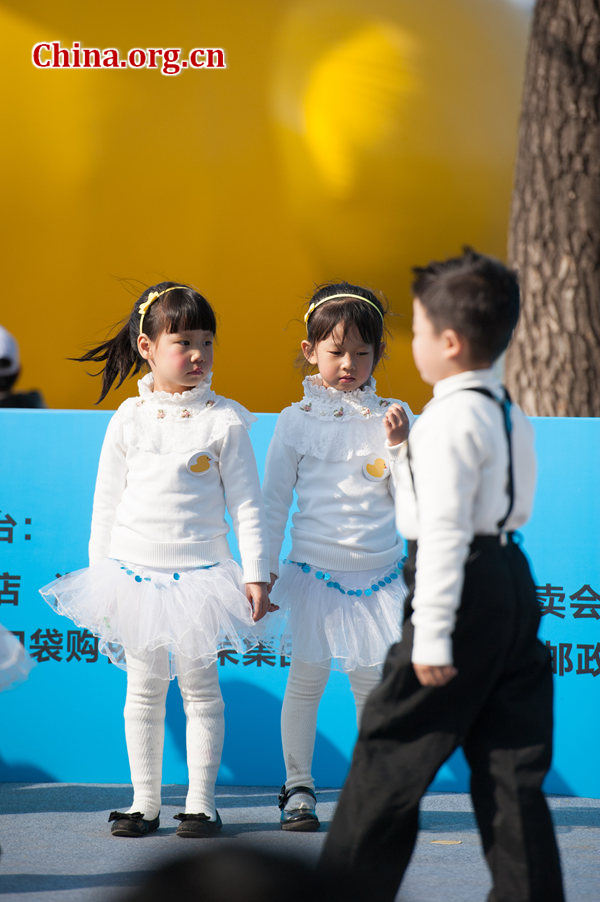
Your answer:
[320,536,564,902]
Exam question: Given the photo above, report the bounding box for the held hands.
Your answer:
[245,582,279,622]
[413,663,458,687]
[384,403,410,446]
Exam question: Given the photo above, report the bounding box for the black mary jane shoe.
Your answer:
[109,810,160,837]
[278,785,320,832]
[174,811,223,838]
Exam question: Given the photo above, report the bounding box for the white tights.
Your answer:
[281,656,381,794]
[124,649,224,820]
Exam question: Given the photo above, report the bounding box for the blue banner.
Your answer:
[0,411,598,796]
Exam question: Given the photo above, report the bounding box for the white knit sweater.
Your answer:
[389,368,536,666]
[88,373,270,583]
[262,375,413,574]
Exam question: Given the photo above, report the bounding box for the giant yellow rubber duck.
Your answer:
[1,0,528,413]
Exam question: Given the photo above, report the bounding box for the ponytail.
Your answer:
[73,318,141,403]
[73,281,216,403]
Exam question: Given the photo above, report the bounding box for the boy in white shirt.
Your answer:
[320,249,564,901]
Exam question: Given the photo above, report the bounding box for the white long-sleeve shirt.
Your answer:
[262,375,413,574]
[88,373,270,583]
[389,368,536,666]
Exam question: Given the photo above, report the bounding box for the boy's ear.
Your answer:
[137,334,152,361]
[442,328,463,361]
[301,340,317,365]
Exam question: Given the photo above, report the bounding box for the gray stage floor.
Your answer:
[0,784,597,901]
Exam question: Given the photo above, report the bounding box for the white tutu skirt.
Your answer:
[0,622,35,691]
[39,558,273,680]
[270,558,406,672]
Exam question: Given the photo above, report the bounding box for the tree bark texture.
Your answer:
[507,0,600,415]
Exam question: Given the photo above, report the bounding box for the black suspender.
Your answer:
[406,386,515,533]
[466,387,514,531]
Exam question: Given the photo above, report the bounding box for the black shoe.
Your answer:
[278,785,320,832]
[109,810,160,837]
[174,811,223,838]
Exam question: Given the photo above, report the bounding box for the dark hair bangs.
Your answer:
[73,281,218,403]
[147,288,217,338]
[307,299,384,348]
[306,281,387,348]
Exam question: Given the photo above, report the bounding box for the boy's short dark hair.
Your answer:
[411,248,520,364]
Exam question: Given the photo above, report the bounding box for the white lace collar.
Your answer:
[120,374,255,448]
[137,372,217,408]
[272,375,399,460]
[296,374,392,420]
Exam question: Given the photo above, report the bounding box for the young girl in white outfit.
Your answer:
[263,283,412,831]
[40,283,273,838]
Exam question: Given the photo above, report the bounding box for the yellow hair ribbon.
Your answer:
[304,292,384,326]
[138,285,188,335]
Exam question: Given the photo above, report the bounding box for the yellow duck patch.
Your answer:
[187,452,212,475]
[363,457,388,481]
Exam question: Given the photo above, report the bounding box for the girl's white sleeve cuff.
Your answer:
[386,440,407,458]
[242,559,270,584]
[269,558,280,577]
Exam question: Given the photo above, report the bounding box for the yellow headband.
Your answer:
[138,285,188,335]
[304,293,384,327]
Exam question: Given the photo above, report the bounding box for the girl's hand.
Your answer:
[384,403,410,446]
[268,572,278,592]
[245,582,279,621]
[413,663,458,687]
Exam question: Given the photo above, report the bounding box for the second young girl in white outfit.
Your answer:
[40,283,273,838]
[263,283,413,831]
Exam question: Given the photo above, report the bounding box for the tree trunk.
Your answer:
[507,0,600,416]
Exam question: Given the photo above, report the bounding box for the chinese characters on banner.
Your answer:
[537,583,600,620]
[0,510,32,543]
[537,583,600,677]
[3,502,599,675]
[218,644,290,668]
